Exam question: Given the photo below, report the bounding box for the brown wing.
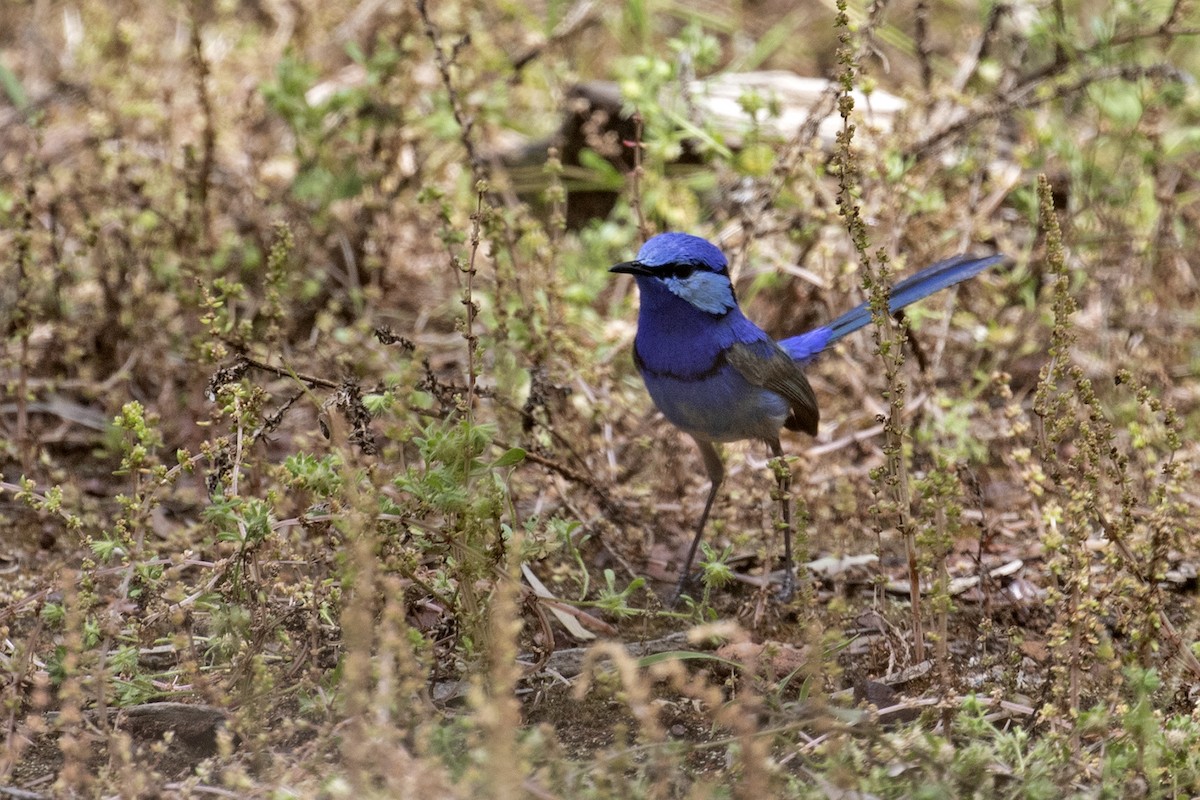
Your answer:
[725,340,820,436]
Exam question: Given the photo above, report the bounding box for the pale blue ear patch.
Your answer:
[664,272,736,314]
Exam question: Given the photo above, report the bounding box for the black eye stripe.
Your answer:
[657,264,698,279]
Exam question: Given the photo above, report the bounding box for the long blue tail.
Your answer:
[779,254,1006,363]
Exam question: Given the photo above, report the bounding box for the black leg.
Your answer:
[673,437,724,604]
[769,438,795,601]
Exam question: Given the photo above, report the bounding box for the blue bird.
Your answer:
[611,232,1006,602]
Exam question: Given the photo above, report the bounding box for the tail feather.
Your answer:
[778,254,1006,363]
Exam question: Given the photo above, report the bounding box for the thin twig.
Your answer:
[911,63,1186,159]
[416,0,485,182]
[186,0,215,250]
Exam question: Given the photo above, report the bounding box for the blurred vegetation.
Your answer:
[1,0,1199,796]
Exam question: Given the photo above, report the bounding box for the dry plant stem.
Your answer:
[417,0,484,182]
[629,111,648,242]
[767,0,890,203]
[187,0,215,249]
[13,174,35,473]
[230,394,244,498]
[730,664,769,799]
[832,0,923,661]
[934,505,951,702]
[440,188,488,622]
[1060,355,1199,681]
[229,354,341,390]
[893,428,921,663]
[336,449,379,792]
[768,445,797,601]
[1,617,44,777]
[914,0,933,92]
[476,549,524,797]
[951,1,1007,94]
[1033,175,1084,747]
[464,188,485,416]
[1155,0,1189,34]
[93,632,110,739]
[912,63,1185,159]
[545,146,566,243]
[1099,510,1200,681]
[54,571,88,794]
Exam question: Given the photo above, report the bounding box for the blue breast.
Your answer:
[630,277,791,442]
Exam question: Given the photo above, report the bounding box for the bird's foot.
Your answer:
[670,575,694,609]
[775,570,796,603]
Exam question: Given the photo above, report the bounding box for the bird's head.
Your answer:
[610,233,737,315]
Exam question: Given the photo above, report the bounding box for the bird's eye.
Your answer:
[658,264,696,279]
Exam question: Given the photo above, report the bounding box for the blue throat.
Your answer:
[632,276,767,380]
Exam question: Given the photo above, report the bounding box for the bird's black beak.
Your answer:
[610,260,653,277]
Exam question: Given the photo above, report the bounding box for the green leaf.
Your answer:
[492,447,526,468]
[573,149,626,192]
[637,650,744,670]
[0,62,29,110]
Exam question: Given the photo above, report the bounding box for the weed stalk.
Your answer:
[832,0,923,662]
